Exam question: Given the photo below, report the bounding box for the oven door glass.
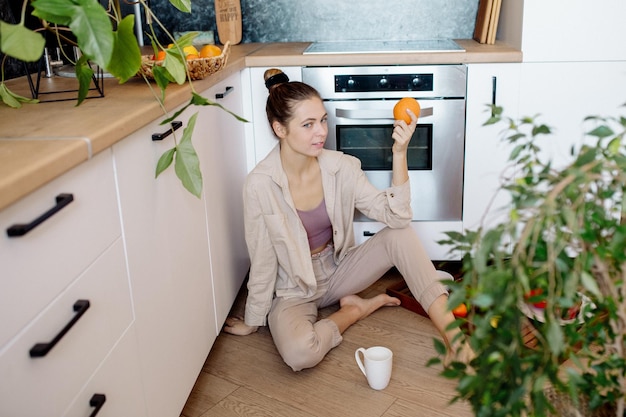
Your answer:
[337,125,432,170]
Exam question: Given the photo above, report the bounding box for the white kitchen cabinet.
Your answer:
[499,0,626,62]
[112,105,217,417]
[0,239,134,417]
[463,63,520,232]
[244,66,303,170]
[517,61,626,170]
[195,72,250,331]
[0,149,136,417]
[496,1,626,177]
[0,150,121,349]
[63,327,145,417]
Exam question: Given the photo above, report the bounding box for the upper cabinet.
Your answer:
[497,0,626,169]
[499,0,626,62]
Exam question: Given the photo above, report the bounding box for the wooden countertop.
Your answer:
[0,40,521,211]
[244,39,522,67]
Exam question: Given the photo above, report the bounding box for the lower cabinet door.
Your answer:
[63,327,146,417]
[112,107,217,417]
[0,239,133,417]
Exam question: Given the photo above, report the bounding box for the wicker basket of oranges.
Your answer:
[138,41,230,81]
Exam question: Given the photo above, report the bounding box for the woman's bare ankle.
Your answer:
[340,294,400,321]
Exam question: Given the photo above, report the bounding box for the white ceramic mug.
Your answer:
[355,346,393,390]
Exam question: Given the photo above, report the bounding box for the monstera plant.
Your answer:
[431,106,626,417]
[0,0,246,197]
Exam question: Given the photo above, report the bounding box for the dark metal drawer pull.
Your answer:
[89,394,106,417]
[6,193,74,237]
[29,299,90,358]
[215,86,234,99]
[363,231,376,237]
[152,120,183,141]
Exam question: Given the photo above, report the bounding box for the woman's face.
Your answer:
[275,97,328,158]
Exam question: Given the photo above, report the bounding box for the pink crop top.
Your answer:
[296,198,333,250]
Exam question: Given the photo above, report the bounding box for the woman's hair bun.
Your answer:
[264,68,290,90]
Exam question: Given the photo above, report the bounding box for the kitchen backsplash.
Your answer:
[151,0,479,44]
[1,0,478,80]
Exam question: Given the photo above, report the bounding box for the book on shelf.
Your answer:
[474,0,501,45]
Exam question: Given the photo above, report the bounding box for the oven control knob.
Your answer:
[412,77,421,88]
[347,78,356,89]
[378,77,389,88]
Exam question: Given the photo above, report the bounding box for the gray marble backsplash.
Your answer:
[151,0,479,44]
[0,0,478,79]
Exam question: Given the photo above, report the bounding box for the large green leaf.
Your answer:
[163,50,186,84]
[31,0,74,25]
[74,55,94,105]
[168,0,192,13]
[106,15,141,82]
[0,21,45,62]
[155,147,176,178]
[0,83,39,108]
[67,0,114,68]
[152,65,173,101]
[173,31,198,48]
[174,113,202,197]
[34,0,115,67]
[189,92,250,122]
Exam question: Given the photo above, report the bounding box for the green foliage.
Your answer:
[435,105,626,417]
[0,0,248,198]
[0,20,45,62]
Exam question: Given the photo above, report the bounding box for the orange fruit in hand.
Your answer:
[199,44,222,58]
[452,303,468,318]
[393,97,421,123]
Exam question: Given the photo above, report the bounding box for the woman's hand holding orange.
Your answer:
[391,109,417,154]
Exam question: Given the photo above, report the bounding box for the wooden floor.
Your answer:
[180,269,473,417]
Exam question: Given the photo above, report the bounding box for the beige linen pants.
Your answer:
[267,226,448,371]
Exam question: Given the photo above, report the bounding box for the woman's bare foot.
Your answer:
[443,341,476,367]
[329,294,400,334]
[340,294,401,321]
[223,316,259,336]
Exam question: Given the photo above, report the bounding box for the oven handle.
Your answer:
[335,107,433,120]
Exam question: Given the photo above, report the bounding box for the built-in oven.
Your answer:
[302,65,467,259]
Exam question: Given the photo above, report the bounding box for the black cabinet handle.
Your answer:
[89,394,106,417]
[215,86,234,99]
[152,120,183,141]
[7,193,74,237]
[491,76,497,116]
[363,231,376,237]
[29,299,90,357]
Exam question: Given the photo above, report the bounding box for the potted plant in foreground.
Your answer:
[0,0,246,197]
[431,106,626,417]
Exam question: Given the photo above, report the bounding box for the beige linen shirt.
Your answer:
[243,145,412,327]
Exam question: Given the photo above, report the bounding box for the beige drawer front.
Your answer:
[0,239,133,417]
[63,327,146,417]
[0,150,121,348]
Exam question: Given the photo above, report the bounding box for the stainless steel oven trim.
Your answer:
[335,107,434,120]
[302,65,467,100]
